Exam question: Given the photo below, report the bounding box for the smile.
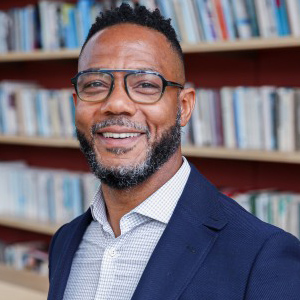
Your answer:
[102,132,141,139]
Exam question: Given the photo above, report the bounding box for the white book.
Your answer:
[261,86,277,151]
[139,0,157,11]
[255,192,271,223]
[15,88,38,136]
[0,82,35,136]
[277,88,296,152]
[231,0,252,39]
[199,89,212,146]
[185,0,202,42]
[38,1,50,49]
[36,169,52,223]
[82,173,99,211]
[173,0,189,43]
[48,91,62,137]
[255,0,277,38]
[248,88,263,150]
[191,89,205,146]
[207,90,218,146]
[58,89,75,138]
[53,172,65,224]
[286,0,300,36]
[0,11,9,53]
[220,87,236,148]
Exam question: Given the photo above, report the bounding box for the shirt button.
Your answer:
[108,248,117,257]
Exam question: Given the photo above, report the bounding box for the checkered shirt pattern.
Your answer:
[63,157,190,300]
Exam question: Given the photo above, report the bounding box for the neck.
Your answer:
[101,151,183,237]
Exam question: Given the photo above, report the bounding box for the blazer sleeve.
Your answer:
[245,231,300,300]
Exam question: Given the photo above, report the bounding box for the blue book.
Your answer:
[245,0,259,37]
[77,0,93,45]
[278,0,290,35]
[272,0,283,35]
[68,6,79,48]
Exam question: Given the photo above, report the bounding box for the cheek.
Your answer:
[75,103,97,131]
[143,102,178,136]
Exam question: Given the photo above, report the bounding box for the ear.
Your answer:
[179,87,196,127]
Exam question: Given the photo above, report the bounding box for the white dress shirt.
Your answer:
[63,157,191,300]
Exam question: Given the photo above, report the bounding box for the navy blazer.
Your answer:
[47,164,300,299]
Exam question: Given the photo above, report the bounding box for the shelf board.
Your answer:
[0,135,79,148]
[181,36,300,53]
[0,48,80,62]
[182,146,300,164]
[1,37,300,62]
[0,264,48,294]
[2,135,300,164]
[0,215,61,235]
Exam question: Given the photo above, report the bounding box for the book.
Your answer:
[285,0,300,36]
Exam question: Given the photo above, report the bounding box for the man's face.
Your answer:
[74,24,190,189]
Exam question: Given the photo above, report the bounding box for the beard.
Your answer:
[76,109,182,190]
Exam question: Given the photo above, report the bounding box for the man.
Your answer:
[47,4,300,300]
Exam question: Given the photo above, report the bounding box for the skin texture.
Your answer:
[74,23,195,236]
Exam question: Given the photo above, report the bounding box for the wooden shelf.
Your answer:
[0,264,48,294]
[1,37,300,62]
[1,135,300,164]
[0,135,79,148]
[183,146,300,164]
[0,215,61,235]
[0,48,80,62]
[181,36,300,53]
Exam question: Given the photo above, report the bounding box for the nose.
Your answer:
[99,80,137,116]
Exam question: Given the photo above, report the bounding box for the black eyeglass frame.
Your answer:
[71,69,184,103]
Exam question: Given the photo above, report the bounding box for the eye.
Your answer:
[81,80,110,93]
[137,82,158,89]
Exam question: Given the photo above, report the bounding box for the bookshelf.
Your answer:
[1,0,300,297]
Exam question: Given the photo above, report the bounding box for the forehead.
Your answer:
[79,24,179,77]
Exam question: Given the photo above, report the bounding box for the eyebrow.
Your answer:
[81,67,160,73]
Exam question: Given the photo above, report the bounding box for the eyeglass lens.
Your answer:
[76,72,164,103]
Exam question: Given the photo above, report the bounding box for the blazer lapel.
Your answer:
[132,165,228,300]
[47,209,93,300]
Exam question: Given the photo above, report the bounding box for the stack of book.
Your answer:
[155,0,300,43]
[223,188,300,239]
[0,240,48,275]
[182,86,300,152]
[0,161,99,225]
[0,0,104,52]
[0,81,75,138]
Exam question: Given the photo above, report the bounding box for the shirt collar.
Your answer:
[91,157,191,225]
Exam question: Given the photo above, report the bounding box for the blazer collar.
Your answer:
[131,164,228,300]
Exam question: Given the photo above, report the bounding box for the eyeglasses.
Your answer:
[71,69,184,104]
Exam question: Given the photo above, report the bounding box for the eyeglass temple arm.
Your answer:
[167,81,184,89]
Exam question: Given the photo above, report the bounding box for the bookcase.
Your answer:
[1,0,300,298]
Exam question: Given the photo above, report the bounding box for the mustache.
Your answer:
[91,117,151,139]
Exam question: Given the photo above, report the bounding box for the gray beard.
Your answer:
[76,109,182,190]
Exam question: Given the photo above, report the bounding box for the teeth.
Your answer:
[102,132,140,139]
